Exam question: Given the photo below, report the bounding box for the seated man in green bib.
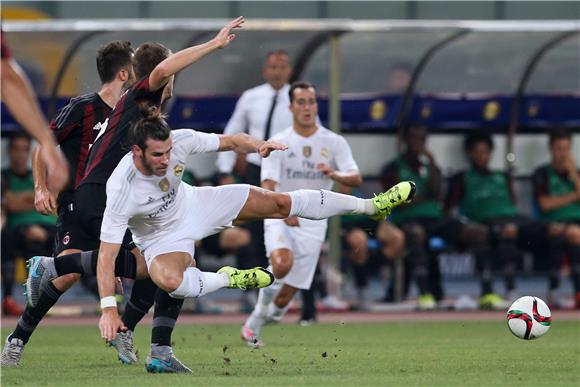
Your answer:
[1,132,56,315]
[446,131,558,308]
[532,127,580,309]
[382,125,488,310]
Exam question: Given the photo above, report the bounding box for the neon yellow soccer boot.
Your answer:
[218,266,274,290]
[371,181,416,221]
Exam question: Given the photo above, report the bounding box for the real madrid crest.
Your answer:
[320,147,329,159]
[303,146,312,158]
[159,177,170,192]
[174,164,184,177]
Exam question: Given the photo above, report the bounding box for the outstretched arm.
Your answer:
[148,16,245,91]
[217,133,287,157]
[97,241,126,342]
[317,165,362,187]
[1,58,68,191]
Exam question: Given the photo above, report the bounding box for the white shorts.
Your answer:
[264,219,324,290]
[142,184,250,269]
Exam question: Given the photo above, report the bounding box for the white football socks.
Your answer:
[169,267,229,299]
[288,189,374,219]
[267,302,290,322]
[245,277,282,334]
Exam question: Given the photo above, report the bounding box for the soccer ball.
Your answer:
[506,296,552,340]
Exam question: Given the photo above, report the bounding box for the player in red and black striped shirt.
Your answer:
[35,41,135,255]
[1,41,135,367]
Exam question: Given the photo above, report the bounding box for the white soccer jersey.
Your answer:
[261,126,359,240]
[100,129,219,250]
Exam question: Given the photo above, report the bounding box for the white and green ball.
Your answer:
[506,296,551,340]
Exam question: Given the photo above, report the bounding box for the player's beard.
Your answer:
[139,154,155,175]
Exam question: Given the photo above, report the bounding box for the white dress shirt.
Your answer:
[216,83,292,173]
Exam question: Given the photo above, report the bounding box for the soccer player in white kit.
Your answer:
[97,114,416,344]
[241,81,362,347]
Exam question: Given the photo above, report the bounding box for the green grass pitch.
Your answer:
[2,320,579,386]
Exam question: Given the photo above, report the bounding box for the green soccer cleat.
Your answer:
[218,266,274,291]
[417,294,437,311]
[479,293,507,310]
[371,181,416,221]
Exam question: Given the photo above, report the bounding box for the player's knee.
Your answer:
[271,250,293,279]
[500,223,518,239]
[402,224,425,245]
[377,222,405,258]
[461,224,488,244]
[347,229,368,252]
[565,224,580,245]
[156,272,183,293]
[547,223,565,237]
[272,263,292,279]
[52,273,80,292]
[382,236,405,260]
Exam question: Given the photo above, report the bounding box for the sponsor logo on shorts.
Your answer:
[63,234,70,245]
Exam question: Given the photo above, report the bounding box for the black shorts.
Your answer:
[54,183,134,256]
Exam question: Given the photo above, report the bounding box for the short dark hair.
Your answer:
[128,113,171,151]
[549,127,571,145]
[265,49,289,62]
[464,131,494,152]
[8,131,31,149]
[133,42,171,80]
[289,81,315,103]
[96,41,134,83]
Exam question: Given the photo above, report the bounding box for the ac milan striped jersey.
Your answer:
[50,92,112,207]
[80,76,164,187]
